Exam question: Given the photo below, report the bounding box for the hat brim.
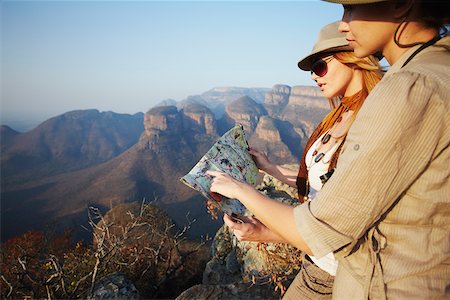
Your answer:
[321,0,388,4]
[297,45,353,71]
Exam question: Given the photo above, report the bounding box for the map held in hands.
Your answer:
[180,124,258,219]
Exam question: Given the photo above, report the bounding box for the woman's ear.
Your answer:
[393,0,414,20]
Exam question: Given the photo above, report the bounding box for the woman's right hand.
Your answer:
[248,147,273,174]
[223,214,287,243]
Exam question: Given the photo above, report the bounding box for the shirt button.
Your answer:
[354,144,360,151]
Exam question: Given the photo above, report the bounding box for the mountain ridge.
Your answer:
[1,84,329,242]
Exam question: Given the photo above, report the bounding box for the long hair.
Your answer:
[333,52,382,107]
[319,51,383,129]
[296,51,383,200]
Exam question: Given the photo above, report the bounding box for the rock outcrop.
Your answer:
[144,106,182,136]
[281,86,329,136]
[249,116,296,164]
[177,175,302,300]
[142,104,218,152]
[253,116,281,142]
[182,103,217,135]
[223,96,267,135]
[264,84,291,115]
[81,273,141,300]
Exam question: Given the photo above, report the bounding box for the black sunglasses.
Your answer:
[310,56,335,77]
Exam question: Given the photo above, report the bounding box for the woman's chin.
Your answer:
[353,47,375,59]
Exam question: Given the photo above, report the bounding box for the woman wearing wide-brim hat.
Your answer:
[289,0,449,299]
[209,21,383,299]
[208,0,450,299]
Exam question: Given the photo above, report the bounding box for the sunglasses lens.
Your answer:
[311,60,327,77]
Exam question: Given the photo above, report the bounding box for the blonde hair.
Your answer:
[319,51,383,132]
[330,52,383,109]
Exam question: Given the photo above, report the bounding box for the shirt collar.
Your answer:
[384,35,450,77]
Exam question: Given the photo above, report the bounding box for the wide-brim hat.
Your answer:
[297,21,352,71]
[321,0,388,4]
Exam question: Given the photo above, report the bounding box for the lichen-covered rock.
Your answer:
[232,189,302,290]
[176,282,281,300]
[177,174,303,299]
[203,225,242,285]
[258,165,299,199]
[82,273,141,300]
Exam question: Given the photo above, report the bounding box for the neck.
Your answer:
[383,22,438,65]
[344,69,363,97]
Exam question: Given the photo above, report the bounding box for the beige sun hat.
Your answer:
[297,21,352,71]
[321,0,388,4]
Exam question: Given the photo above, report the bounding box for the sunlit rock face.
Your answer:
[224,96,267,134]
[144,106,182,136]
[182,103,217,135]
[288,85,328,108]
[253,116,281,142]
[264,84,291,116]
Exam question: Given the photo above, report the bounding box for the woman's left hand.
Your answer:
[207,170,246,199]
[224,214,287,243]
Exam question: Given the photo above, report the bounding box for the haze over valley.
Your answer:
[1,84,329,242]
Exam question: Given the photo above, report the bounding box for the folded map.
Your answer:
[180,124,259,219]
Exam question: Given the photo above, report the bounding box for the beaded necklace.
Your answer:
[307,90,363,168]
[297,90,365,202]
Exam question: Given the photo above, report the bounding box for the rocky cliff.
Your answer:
[1,84,328,244]
[177,175,302,300]
[264,84,291,116]
[249,116,298,164]
[182,103,217,135]
[223,96,267,135]
[281,85,329,136]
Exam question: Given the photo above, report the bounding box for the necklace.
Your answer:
[308,110,353,168]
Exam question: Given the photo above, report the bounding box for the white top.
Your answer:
[304,132,342,276]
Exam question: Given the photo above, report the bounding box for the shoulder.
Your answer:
[354,56,449,135]
[404,38,450,94]
[384,36,450,88]
[372,44,450,112]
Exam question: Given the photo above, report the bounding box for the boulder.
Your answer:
[177,175,303,299]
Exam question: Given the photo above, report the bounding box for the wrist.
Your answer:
[234,181,257,203]
[262,162,277,175]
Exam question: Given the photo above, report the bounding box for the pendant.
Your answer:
[321,134,331,144]
[314,152,325,163]
[313,150,318,156]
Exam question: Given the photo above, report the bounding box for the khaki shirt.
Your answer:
[293,36,450,299]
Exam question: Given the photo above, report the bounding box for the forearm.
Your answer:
[236,183,312,254]
[259,226,289,244]
[265,164,299,188]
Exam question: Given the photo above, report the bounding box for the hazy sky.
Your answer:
[1,0,343,131]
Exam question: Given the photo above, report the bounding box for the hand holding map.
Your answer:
[180,124,258,219]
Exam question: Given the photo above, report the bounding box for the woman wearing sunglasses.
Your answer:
[210,0,449,298]
[209,21,382,298]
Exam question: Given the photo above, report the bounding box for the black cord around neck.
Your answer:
[401,35,441,68]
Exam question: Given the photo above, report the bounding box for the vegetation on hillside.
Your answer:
[0,201,210,299]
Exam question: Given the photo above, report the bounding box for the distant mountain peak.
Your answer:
[146,105,178,116]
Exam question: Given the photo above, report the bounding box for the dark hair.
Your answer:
[417,1,450,31]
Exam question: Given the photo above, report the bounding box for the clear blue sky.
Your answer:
[1,0,343,131]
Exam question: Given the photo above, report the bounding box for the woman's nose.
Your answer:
[338,20,349,33]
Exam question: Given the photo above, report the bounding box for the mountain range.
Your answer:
[1,84,329,242]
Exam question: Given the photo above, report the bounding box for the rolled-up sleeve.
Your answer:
[293,70,448,258]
